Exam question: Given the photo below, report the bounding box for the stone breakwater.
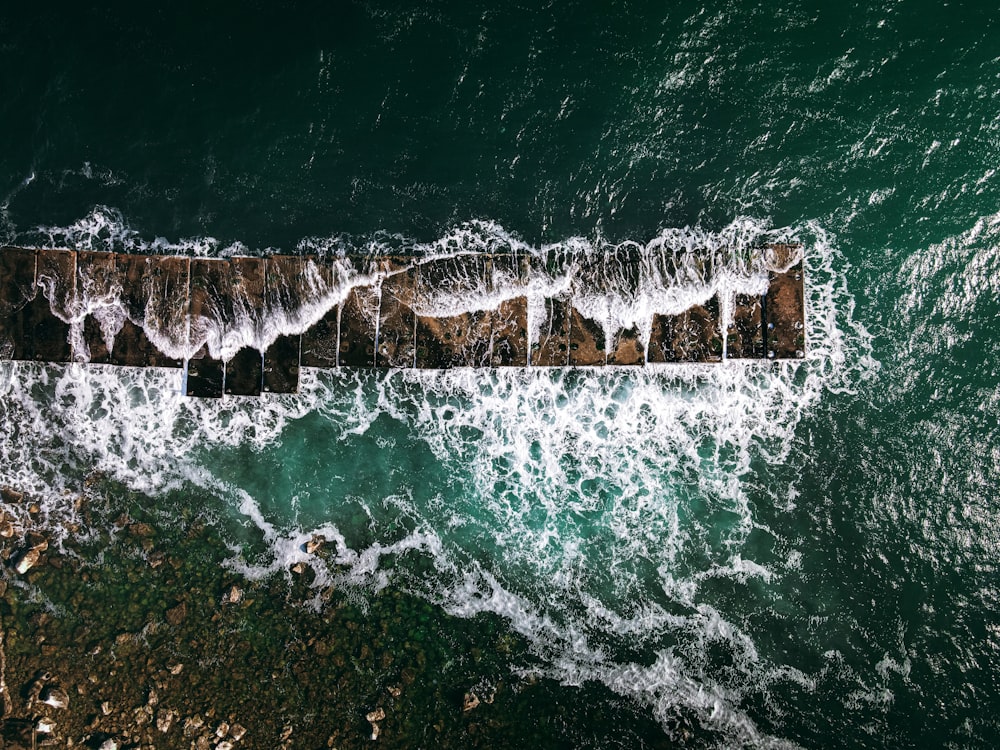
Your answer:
[0,244,804,398]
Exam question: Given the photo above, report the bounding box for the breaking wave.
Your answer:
[0,213,874,747]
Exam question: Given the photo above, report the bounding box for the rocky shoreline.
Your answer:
[0,483,691,749]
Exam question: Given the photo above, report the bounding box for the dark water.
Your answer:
[2,2,999,748]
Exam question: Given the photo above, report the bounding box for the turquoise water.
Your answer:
[2,2,1000,747]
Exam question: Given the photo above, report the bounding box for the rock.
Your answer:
[463,692,480,712]
[26,531,49,550]
[387,685,402,698]
[0,517,15,538]
[183,714,205,738]
[40,685,70,709]
[14,546,41,574]
[128,522,155,538]
[230,723,247,741]
[365,707,385,741]
[165,601,187,626]
[0,486,24,504]
[290,562,307,575]
[304,534,325,554]
[147,687,159,707]
[168,662,184,675]
[215,721,230,738]
[101,700,113,715]
[98,739,119,750]
[280,725,293,741]
[36,717,56,734]
[133,705,152,725]
[194,734,212,750]
[156,708,176,733]
[222,584,243,605]
[26,669,51,705]
[217,743,234,750]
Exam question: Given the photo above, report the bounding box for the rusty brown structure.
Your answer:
[0,245,806,397]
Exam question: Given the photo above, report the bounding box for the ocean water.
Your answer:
[1,2,999,748]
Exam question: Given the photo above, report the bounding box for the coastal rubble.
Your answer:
[0,483,689,748]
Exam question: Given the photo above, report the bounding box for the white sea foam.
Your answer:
[0,216,874,748]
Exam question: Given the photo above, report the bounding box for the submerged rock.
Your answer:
[14,542,46,574]
[463,692,480,712]
[183,715,206,740]
[156,708,177,733]
[222,584,243,605]
[128,522,155,538]
[40,684,70,709]
[304,534,325,554]
[366,708,385,741]
[165,601,187,626]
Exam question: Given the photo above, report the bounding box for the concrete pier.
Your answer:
[0,244,806,397]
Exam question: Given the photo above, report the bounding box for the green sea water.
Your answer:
[2,2,1000,748]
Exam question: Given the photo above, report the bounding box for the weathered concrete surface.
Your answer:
[414,255,492,369]
[0,244,806,397]
[75,251,118,363]
[567,307,605,366]
[765,262,805,359]
[225,347,263,396]
[570,247,644,366]
[33,250,75,362]
[111,255,185,368]
[648,295,723,363]
[377,258,417,368]
[338,285,379,367]
[727,294,764,359]
[491,296,529,366]
[263,335,301,393]
[0,247,37,360]
[531,294,571,367]
[489,255,529,367]
[186,354,225,398]
[259,255,308,392]
[415,309,493,368]
[608,325,644,365]
[413,254,530,368]
[188,257,271,395]
[299,258,340,369]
